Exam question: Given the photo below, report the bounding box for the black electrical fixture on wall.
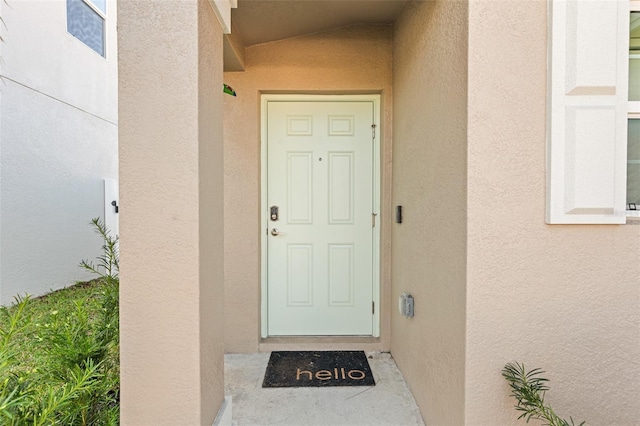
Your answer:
[396,206,403,224]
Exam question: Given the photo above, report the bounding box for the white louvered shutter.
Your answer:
[547,0,630,224]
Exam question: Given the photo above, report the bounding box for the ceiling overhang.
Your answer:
[223,0,409,71]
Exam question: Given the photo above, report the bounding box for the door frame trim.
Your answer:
[260,94,382,338]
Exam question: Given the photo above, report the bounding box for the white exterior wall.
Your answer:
[0,0,118,304]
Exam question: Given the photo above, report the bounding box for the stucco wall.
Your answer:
[0,0,118,304]
[223,24,393,353]
[391,1,468,424]
[118,0,225,423]
[465,1,640,423]
[198,0,226,419]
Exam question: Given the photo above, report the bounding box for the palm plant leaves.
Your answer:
[502,362,585,426]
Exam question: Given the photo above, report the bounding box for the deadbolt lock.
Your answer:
[270,205,279,221]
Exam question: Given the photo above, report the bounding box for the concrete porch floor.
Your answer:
[224,352,425,425]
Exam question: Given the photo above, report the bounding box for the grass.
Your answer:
[1,279,120,425]
[8,279,116,374]
[1,218,120,425]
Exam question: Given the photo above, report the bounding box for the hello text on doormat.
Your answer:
[262,351,376,388]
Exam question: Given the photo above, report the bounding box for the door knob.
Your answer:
[271,228,286,236]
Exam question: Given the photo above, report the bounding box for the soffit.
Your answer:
[231,0,409,47]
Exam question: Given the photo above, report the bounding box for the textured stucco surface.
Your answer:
[118,0,224,424]
[391,1,468,424]
[223,24,393,353]
[198,0,226,421]
[0,0,118,304]
[465,1,640,423]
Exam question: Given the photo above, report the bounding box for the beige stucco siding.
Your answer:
[466,0,640,423]
[391,1,469,424]
[223,24,393,353]
[118,0,225,423]
[198,0,226,419]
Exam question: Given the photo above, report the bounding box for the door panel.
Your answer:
[267,101,375,336]
[287,152,313,223]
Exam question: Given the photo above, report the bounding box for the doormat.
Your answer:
[262,351,376,388]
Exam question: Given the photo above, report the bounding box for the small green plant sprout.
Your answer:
[79,217,119,346]
[502,362,585,426]
[80,218,119,283]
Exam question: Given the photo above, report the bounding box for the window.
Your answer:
[67,0,106,57]
[628,7,640,213]
[547,0,634,224]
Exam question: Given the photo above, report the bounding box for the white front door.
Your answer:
[265,97,379,336]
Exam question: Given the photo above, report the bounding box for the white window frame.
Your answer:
[628,2,640,217]
[66,0,107,58]
[630,1,640,117]
[83,0,106,17]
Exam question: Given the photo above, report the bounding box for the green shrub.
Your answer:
[502,362,584,426]
[0,218,119,425]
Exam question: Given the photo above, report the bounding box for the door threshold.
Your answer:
[259,336,386,353]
